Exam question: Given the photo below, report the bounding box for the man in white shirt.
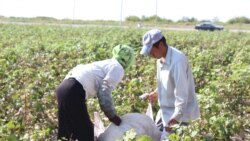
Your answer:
[140,29,200,140]
[55,45,134,141]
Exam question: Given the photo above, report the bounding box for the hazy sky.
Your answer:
[0,0,249,22]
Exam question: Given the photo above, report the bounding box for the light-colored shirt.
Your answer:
[65,59,124,99]
[156,46,200,126]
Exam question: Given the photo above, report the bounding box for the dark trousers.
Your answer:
[56,78,94,141]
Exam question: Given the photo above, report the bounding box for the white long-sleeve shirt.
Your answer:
[65,59,124,99]
[156,46,200,126]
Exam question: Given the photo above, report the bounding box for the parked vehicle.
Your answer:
[195,22,224,31]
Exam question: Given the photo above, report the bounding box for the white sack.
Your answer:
[97,113,161,141]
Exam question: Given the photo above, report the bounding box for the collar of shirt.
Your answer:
[159,46,172,68]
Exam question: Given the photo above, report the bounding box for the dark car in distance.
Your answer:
[195,22,224,31]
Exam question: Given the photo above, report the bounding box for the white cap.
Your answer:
[140,29,163,55]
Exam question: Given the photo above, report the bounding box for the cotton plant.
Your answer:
[120,129,154,141]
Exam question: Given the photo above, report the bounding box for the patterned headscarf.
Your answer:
[112,44,135,70]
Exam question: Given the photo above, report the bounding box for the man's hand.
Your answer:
[162,119,178,140]
[164,118,178,132]
[168,118,178,126]
[109,115,122,126]
[140,92,158,103]
[148,92,158,103]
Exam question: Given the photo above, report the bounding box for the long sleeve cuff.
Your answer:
[170,107,183,121]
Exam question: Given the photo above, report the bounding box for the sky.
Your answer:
[0,0,249,22]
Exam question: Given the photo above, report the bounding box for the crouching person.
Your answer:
[55,45,134,141]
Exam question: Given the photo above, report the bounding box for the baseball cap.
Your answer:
[140,29,163,55]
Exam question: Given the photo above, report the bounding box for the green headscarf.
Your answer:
[112,44,135,70]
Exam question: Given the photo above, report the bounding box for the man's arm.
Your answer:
[97,80,121,126]
[170,60,189,121]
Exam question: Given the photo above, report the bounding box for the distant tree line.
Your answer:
[227,16,250,24]
[0,15,250,24]
[125,15,250,24]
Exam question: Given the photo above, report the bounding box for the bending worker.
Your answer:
[55,45,134,141]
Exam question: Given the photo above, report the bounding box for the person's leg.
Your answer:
[57,107,72,140]
[56,79,75,140]
[56,78,94,141]
[66,78,94,141]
